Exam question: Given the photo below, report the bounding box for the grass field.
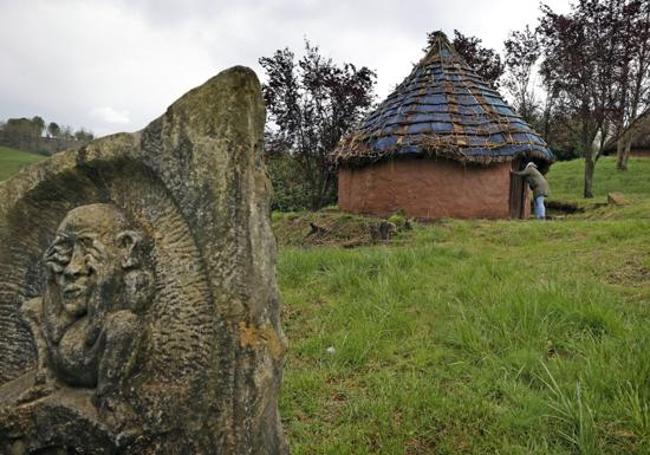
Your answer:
[550,155,650,205]
[0,146,46,181]
[278,157,650,454]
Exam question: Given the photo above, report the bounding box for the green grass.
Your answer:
[548,156,650,205]
[0,146,46,181]
[278,158,650,453]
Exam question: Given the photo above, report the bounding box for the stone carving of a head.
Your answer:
[44,203,141,319]
[19,203,153,403]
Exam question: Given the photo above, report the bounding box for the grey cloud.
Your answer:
[0,0,572,137]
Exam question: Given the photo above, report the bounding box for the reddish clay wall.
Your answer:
[338,157,515,220]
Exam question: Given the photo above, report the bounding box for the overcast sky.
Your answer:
[0,0,571,137]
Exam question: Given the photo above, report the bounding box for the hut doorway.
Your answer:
[509,158,527,219]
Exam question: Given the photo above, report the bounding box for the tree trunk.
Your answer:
[314,172,330,211]
[622,138,632,170]
[581,112,597,199]
[616,138,627,170]
[584,154,595,198]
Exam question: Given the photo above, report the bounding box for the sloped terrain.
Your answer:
[278,158,650,454]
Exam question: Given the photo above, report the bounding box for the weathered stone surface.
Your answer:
[0,66,288,454]
[607,192,630,206]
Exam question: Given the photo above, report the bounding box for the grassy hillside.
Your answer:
[278,158,650,454]
[0,146,46,181]
[549,156,650,204]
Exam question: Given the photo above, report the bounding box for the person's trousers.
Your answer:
[534,195,546,220]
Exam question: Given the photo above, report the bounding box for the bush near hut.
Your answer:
[266,153,314,212]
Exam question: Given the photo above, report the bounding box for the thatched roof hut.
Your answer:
[332,32,554,220]
[603,108,650,157]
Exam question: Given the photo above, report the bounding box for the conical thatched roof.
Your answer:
[332,32,554,167]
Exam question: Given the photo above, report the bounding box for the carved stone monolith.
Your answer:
[0,66,288,454]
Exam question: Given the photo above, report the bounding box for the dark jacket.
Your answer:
[513,166,550,197]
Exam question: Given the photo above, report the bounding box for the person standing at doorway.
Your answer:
[511,162,550,220]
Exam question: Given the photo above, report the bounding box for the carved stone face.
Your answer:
[44,204,130,318]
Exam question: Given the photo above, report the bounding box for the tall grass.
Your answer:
[540,363,598,454]
[278,158,650,453]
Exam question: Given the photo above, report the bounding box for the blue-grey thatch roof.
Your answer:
[333,32,555,167]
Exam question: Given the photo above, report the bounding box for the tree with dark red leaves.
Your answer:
[260,41,376,210]
[538,0,650,197]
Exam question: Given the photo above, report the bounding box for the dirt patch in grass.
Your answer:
[546,199,585,214]
[607,256,650,287]
[272,209,411,248]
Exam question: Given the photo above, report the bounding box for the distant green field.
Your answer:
[548,156,650,205]
[0,146,46,182]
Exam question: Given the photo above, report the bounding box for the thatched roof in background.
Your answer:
[603,108,650,153]
[332,32,554,167]
[628,133,650,150]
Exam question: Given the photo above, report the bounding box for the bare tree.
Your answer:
[503,25,541,123]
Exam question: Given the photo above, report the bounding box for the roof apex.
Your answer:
[420,30,466,66]
[429,30,449,43]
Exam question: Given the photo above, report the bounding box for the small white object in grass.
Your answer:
[326,346,336,354]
